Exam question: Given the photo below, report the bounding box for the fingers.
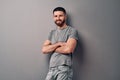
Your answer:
[57,42,66,46]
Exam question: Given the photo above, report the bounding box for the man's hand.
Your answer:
[55,38,77,54]
[42,40,61,54]
[57,42,66,47]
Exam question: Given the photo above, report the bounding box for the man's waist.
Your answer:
[49,65,72,70]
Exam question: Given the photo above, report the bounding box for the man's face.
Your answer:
[53,11,66,27]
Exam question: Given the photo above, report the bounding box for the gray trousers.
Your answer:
[45,65,73,80]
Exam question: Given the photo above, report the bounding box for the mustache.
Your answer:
[56,20,62,21]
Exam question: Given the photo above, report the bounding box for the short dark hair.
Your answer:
[53,7,66,14]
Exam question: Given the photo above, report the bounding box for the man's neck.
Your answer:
[57,24,67,30]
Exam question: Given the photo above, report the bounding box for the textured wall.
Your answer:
[0,0,120,80]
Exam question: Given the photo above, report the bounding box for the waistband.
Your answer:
[49,65,72,70]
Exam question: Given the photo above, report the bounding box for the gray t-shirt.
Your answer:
[48,26,78,67]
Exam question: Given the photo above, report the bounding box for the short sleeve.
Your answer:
[48,30,55,41]
[48,30,53,41]
[69,29,78,41]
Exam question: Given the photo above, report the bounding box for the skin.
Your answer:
[42,11,77,54]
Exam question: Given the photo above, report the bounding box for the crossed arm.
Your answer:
[42,38,77,54]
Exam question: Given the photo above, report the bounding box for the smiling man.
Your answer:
[42,7,78,80]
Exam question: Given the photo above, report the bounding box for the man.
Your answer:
[42,7,78,80]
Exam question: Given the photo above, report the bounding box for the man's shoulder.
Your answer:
[68,26,77,32]
[50,29,56,33]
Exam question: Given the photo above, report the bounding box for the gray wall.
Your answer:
[0,0,120,80]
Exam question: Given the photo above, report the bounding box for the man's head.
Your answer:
[53,7,67,27]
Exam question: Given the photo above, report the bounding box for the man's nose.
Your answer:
[56,17,60,20]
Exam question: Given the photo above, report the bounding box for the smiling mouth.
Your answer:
[57,20,61,22]
[56,20,62,23]
[57,21,61,22]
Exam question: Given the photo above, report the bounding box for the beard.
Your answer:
[54,19,65,27]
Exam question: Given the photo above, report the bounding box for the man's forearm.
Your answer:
[42,43,61,54]
[55,46,72,54]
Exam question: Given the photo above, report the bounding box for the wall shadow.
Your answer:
[72,33,85,80]
[67,14,85,80]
